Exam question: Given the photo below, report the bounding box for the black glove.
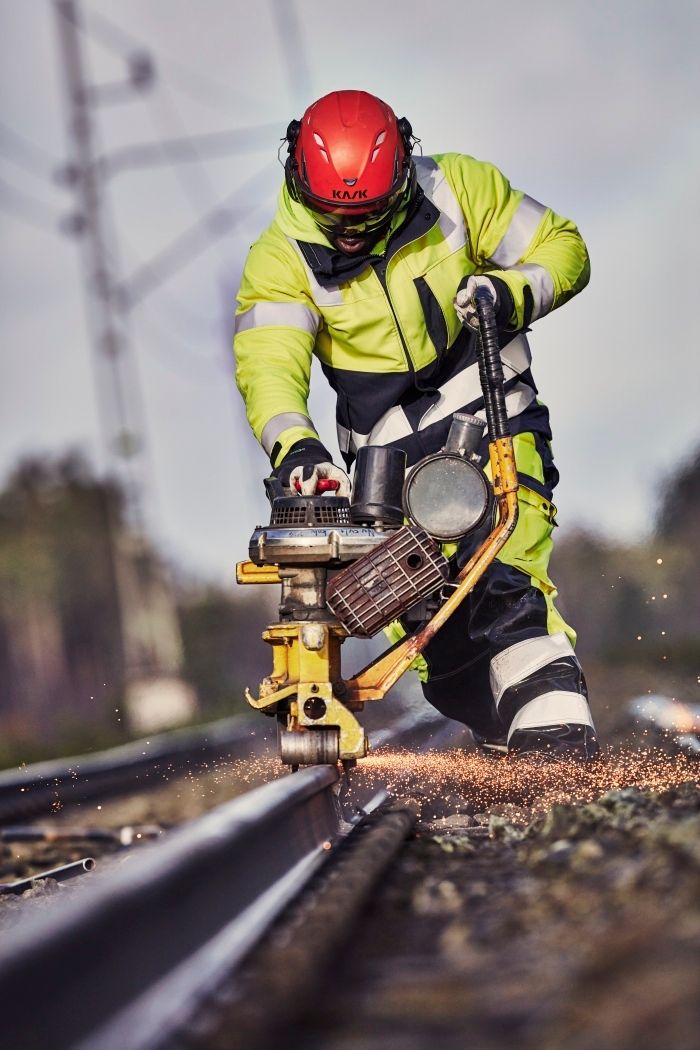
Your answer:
[274,439,351,496]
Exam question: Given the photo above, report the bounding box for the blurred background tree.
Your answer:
[550,443,700,722]
[0,453,274,764]
[2,446,697,764]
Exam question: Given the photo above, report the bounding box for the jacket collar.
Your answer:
[293,187,440,288]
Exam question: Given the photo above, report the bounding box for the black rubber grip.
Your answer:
[474,287,510,440]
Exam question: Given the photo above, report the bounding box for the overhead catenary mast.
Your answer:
[54,0,147,516]
[53,0,196,731]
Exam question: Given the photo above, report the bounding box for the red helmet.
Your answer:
[285,90,415,246]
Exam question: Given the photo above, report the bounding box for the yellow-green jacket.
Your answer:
[234,153,589,497]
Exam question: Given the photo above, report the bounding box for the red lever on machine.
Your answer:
[293,478,340,493]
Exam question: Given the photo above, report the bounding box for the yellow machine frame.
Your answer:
[237,436,519,762]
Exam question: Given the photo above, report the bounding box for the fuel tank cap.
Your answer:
[403,453,492,542]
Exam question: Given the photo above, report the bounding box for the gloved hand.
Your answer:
[275,438,351,497]
[290,461,351,497]
[454,274,515,332]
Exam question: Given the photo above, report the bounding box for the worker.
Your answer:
[234,90,599,761]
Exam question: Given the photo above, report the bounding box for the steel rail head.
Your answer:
[154,801,421,1050]
[0,763,340,1050]
[0,714,270,823]
[0,717,462,1049]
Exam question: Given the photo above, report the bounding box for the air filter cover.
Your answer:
[403,453,492,542]
[326,525,449,638]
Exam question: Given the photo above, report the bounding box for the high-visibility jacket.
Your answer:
[234,153,589,497]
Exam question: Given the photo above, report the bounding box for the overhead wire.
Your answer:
[58,0,147,55]
[135,305,233,386]
[0,127,62,197]
[100,122,280,177]
[70,3,281,276]
[72,4,279,168]
[45,3,281,450]
[114,215,234,389]
[118,232,222,332]
[54,6,279,385]
[51,5,280,309]
[141,77,229,264]
[270,0,312,107]
[73,2,248,114]
[120,161,279,308]
[0,174,63,235]
[0,144,57,187]
[0,118,61,176]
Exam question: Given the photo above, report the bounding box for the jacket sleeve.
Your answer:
[443,154,590,329]
[234,227,322,469]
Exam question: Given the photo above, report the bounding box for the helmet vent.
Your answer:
[343,178,358,186]
[313,131,330,163]
[374,132,387,146]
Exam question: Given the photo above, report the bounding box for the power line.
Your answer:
[54,0,148,523]
[52,4,282,394]
[0,145,55,187]
[0,174,63,234]
[139,79,229,274]
[136,305,232,387]
[51,1,281,457]
[56,4,280,218]
[100,121,280,178]
[120,161,279,309]
[0,196,60,236]
[138,80,278,277]
[146,82,222,213]
[73,2,246,113]
[53,0,198,707]
[117,228,220,331]
[0,119,60,171]
[51,3,284,317]
[58,0,142,55]
[270,0,312,107]
[0,120,63,193]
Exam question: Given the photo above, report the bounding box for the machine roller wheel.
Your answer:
[279,728,340,766]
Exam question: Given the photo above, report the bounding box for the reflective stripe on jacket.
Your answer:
[234,153,589,479]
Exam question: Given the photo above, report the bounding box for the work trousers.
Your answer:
[418,433,589,742]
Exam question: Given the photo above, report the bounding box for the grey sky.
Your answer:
[1,0,698,580]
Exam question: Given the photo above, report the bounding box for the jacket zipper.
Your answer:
[373,260,415,376]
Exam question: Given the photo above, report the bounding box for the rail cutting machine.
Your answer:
[237,290,520,766]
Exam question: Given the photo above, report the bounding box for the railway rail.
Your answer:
[0,704,462,827]
[1,708,697,1049]
[0,715,466,1049]
[0,714,274,824]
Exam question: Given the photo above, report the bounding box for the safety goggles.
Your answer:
[299,176,409,236]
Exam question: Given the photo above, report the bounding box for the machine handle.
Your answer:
[293,478,340,494]
[473,286,511,441]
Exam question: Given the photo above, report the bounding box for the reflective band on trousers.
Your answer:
[335,333,533,455]
[512,263,555,320]
[490,632,578,707]
[234,302,320,336]
[507,691,594,741]
[488,194,548,267]
[261,412,318,457]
